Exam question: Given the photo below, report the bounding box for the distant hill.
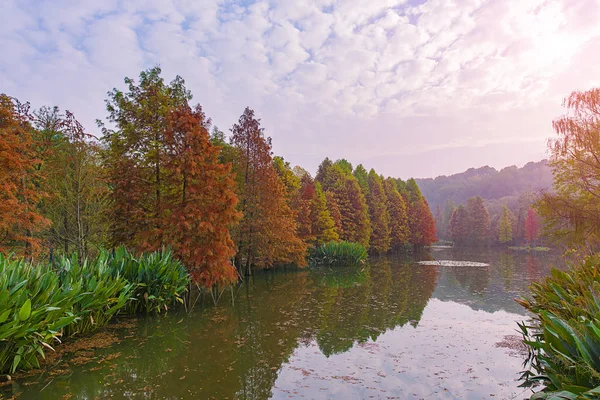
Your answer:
[416,160,553,212]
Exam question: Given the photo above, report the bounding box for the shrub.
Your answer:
[517,255,600,399]
[105,247,190,314]
[309,241,368,267]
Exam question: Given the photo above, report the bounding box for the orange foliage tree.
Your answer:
[383,178,409,249]
[230,107,306,274]
[0,95,49,257]
[367,169,391,253]
[101,68,239,286]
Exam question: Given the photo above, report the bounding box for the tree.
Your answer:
[383,178,409,249]
[36,109,110,259]
[311,183,339,245]
[498,205,514,244]
[316,159,370,248]
[404,179,437,247]
[0,95,49,257]
[353,164,369,197]
[230,107,306,274]
[296,174,316,244]
[525,207,540,246]
[441,200,456,239]
[325,191,343,237]
[366,169,391,253]
[449,205,470,245]
[162,104,240,286]
[101,68,239,286]
[538,88,600,251]
[101,66,191,250]
[466,196,490,245]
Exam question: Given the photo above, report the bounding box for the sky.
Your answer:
[2,0,600,179]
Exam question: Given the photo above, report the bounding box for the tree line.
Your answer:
[0,67,437,287]
[436,195,541,247]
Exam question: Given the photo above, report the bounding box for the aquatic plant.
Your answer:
[0,254,79,373]
[517,255,600,398]
[55,254,134,336]
[309,241,367,266]
[105,247,190,314]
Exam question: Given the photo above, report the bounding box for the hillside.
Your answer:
[416,160,553,212]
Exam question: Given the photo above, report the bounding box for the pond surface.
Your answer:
[3,248,564,400]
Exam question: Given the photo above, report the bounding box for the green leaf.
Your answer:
[0,310,11,324]
[18,299,31,321]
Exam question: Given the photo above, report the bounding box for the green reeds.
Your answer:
[105,247,190,314]
[0,247,190,374]
[517,255,600,398]
[309,241,368,267]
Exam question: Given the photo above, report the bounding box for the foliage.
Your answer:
[525,207,540,246]
[34,107,110,259]
[230,107,307,273]
[466,196,490,245]
[0,94,49,257]
[366,170,391,253]
[309,241,367,267]
[499,205,514,244]
[403,179,437,247]
[0,254,78,373]
[383,178,409,249]
[311,183,339,246]
[100,68,239,286]
[538,88,600,251]
[449,205,470,245]
[106,247,189,314]
[517,255,600,398]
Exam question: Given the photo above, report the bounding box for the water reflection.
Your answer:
[5,249,563,400]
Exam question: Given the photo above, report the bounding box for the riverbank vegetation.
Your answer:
[518,88,600,398]
[309,241,368,266]
[0,66,436,285]
[0,248,187,374]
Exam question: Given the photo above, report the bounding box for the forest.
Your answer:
[0,66,437,287]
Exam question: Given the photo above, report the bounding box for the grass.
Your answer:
[309,241,368,267]
[0,247,190,374]
[516,255,600,399]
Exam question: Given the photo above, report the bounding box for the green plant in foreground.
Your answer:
[0,255,79,373]
[517,255,600,399]
[309,241,368,267]
[106,247,190,314]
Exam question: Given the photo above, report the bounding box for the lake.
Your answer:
[2,248,564,399]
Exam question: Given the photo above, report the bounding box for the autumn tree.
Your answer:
[366,169,391,253]
[101,66,191,250]
[449,205,470,245]
[162,105,240,286]
[101,68,239,286]
[35,108,110,259]
[466,196,490,245]
[537,88,600,251]
[0,95,49,257]
[524,207,540,246]
[353,164,369,197]
[296,174,316,244]
[498,205,514,244]
[403,179,437,247]
[230,107,306,274]
[316,159,370,248]
[311,182,339,245]
[383,178,409,249]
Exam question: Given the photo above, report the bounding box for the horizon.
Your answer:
[3,0,599,178]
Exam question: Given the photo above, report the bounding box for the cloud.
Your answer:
[2,0,600,178]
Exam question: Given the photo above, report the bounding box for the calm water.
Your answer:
[3,248,563,400]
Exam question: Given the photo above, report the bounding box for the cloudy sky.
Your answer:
[2,0,600,178]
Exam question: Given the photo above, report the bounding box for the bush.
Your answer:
[309,241,367,267]
[0,255,79,373]
[517,255,600,399]
[105,247,190,314]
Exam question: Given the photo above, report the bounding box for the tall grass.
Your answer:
[517,255,600,399]
[309,241,368,267]
[105,247,190,314]
[0,247,190,374]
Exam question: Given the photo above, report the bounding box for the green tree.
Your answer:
[498,205,514,244]
[366,169,391,253]
[466,196,490,245]
[311,182,339,245]
[441,200,456,239]
[383,178,409,249]
[353,164,369,197]
[449,205,470,245]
